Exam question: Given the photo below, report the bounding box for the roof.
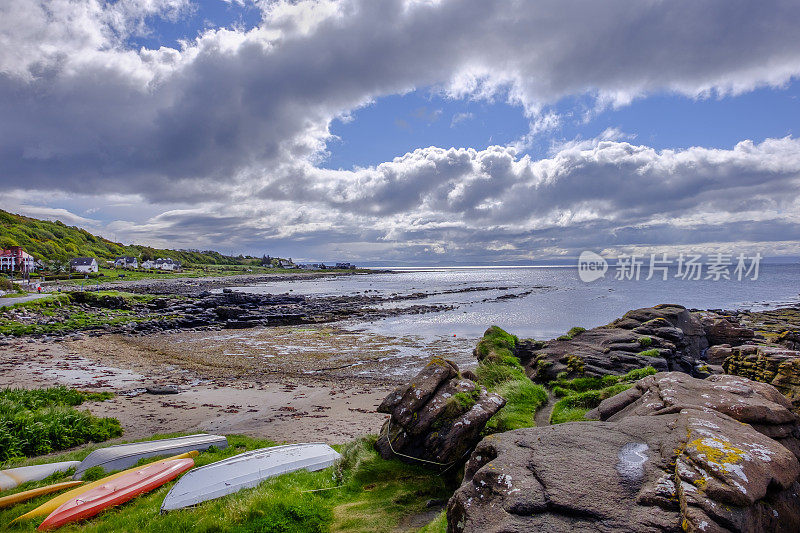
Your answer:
[70,257,97,265]
[116,256,137,261]
[154,258,179,264]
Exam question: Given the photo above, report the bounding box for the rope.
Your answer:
[382,417,474,474]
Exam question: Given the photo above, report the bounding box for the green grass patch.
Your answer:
[548,366,657,425]
[1,434,450,533]
[0,387,120,462]
[483,379,548,433]
[637,348,661,358]
[549,383,632,425]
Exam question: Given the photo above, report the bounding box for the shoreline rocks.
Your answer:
[374,358,505,469]
[448,372,800,532]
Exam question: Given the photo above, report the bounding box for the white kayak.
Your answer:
[0,461,80,491]
[74,434,227,479]
[161,443,341,511]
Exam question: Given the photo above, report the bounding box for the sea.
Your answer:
[223,262,800,343]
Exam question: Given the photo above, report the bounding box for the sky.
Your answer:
[1,0,799,264]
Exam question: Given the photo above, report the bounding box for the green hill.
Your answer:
[0,209,257,265]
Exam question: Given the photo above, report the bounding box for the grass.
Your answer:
[1,434,452,533]
[0,291,176,336]
[473,326,548,433]
[0,387,120,463]
[548,366,657,425]
[637,348,661,358]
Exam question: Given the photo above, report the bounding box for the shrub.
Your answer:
[0,387,121,462]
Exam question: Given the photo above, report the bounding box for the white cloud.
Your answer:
[2,0,800,260]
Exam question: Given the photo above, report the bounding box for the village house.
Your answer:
[114,256,138,269]
[335,262,356,269]
[69,257,98,273]
[144,257,181,271]
[0,247,36,272]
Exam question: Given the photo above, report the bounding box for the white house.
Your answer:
[153,258,181,271]
[115,256,138,269]
[70,257,98,273]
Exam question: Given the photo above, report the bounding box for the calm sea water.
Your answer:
[227,263,800,341]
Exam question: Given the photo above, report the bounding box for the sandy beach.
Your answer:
[0,332,400,445]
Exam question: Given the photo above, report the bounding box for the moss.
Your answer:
[638,336,653,347]
[637,348,661,358]
[474,326,519,362]
[484,380,548,433]
[564,354,585,375]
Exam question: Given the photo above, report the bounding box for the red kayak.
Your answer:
[38,458,194,530]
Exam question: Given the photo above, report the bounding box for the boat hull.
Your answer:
[74,434,226,479]
[0,462,80,491]
[38,458,194,530]
[161,443,340,511]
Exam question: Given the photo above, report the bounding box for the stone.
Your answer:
[375,358,505,468]
[587,371,800,460]
[519,304,708,382]
[447,409,800,532]
[700,314,755,346]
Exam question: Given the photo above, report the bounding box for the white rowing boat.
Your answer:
[74,434,227,479]
[161,443,341,511]
[0,461,80,491]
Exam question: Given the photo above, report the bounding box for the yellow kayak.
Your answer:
[0,481,83,509]
[11,450,199,524]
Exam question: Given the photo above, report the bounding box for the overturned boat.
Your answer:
[0,461,80,491]
[74,434,227,479]
[161,443,340,511]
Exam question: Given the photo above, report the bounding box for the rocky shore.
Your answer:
[372,303,800,532]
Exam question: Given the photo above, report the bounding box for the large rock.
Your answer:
[700,314,755,346]
[587,372,800,460]
[374,357,505,468]
[447,409,800,532]
[723,345,800,412]
[518,304,707,382]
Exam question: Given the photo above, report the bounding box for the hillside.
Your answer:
[0,209,255,265]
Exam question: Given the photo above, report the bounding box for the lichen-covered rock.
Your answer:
[375,357,505,468]
[587,371,800,460]
[518,304,706,382]
[447,409,800,532]
[723,345,800,412]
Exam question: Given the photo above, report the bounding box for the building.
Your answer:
[335,262,356,270]
[153,258,181,271]
[0,247,36,272]
[278,259,294,268]
[70,257,98,273]
[299,263,322,270]
[115,256,138,269]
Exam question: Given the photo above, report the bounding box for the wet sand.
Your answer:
[0,334,398,444]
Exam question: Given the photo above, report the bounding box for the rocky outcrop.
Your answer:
[374,358,505,469]
[587,372,800,460]
[518,304,709,382]
[700,314,755,346]
[723,345,800,412]
[447,408,800,532]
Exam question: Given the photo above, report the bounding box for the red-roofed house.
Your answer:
[0,247,36,272]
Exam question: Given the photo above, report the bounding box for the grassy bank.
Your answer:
[0,387,120,462]
[2,435,450,532]
[473,326,548,433]
[0,291,174,336]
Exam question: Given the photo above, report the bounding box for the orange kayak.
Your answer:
[38,458,194,530]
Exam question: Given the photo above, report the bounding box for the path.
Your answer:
[534,391,556,427]
[0,293,49,308]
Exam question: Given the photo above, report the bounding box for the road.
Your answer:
[0,293,50,308]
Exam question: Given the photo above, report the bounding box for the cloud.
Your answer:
[450,112,473,127]
[2,0,800,260]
